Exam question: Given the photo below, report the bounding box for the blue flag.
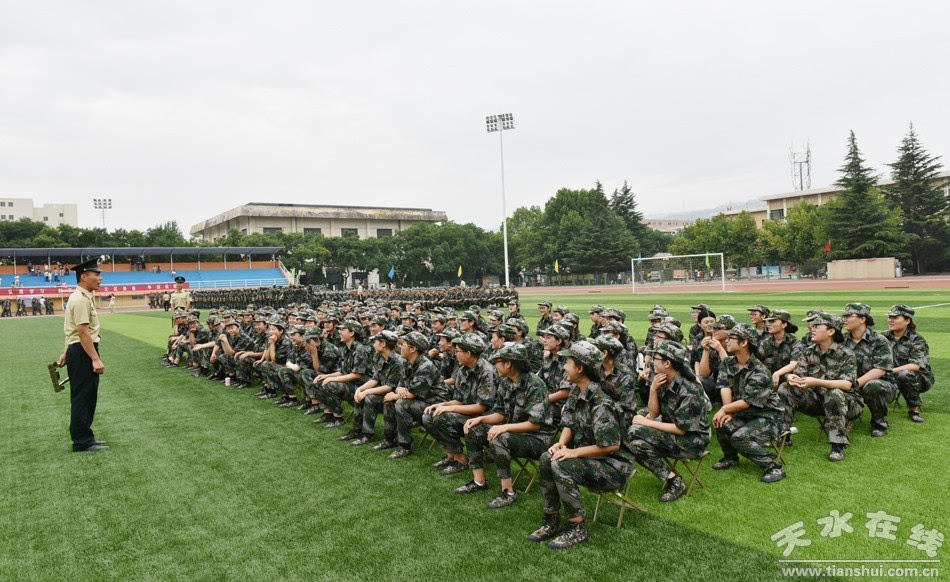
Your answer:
[636,252,642,265]
[388,265,396,279]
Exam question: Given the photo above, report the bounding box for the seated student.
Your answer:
[636,321,683,406]
[625,340,711,503]
[712,325,786,483]
[456,342,554,509]
[689,308,719,400]
[372,331,447,459]
[882,304,934,424]
[842,303,898,437]
[259,319,295,404]
[591,335,638,427]
[315,321,374,429]
[778,312,862,462]
[759,309,803,388]
[696,314,738,404]
[538,324,574,426]
[423,333,497,476]
[271,326,312,408]
[349,330,406,446]
[529,341,633,550]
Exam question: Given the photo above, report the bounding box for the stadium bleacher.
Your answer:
[1,268,289,289]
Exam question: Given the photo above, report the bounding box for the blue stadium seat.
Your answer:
[0,268,289,289]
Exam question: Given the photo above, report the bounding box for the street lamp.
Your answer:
[486,113,514,288]
[93,198,112,229]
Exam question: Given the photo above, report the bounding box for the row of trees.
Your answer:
[672,125,949,274]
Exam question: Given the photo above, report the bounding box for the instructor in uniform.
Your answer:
[58,258,108,452]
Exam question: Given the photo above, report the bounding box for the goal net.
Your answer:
[631,252,726,292]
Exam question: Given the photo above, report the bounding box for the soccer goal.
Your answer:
[631,252,726,293]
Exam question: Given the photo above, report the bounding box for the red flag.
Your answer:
[823,239,832,253]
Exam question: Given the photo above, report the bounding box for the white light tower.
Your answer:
[486,113,514,287]
[93,198,112,229]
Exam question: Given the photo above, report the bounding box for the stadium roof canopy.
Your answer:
[0,247,283,259]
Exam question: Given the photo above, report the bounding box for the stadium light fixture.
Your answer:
[486,113,515,287]
[93,198,112,230]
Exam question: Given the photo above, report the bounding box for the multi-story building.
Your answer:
[0,198,79,227]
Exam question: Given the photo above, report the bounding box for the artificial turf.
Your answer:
[1,288,946,581]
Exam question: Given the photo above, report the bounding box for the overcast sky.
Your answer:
[2,1,949,233]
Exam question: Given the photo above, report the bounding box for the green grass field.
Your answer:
[2,289,947,581]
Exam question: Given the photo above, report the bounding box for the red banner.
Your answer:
[0,282,189,297]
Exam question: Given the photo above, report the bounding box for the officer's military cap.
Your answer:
[491,342,529,362]
[886,304,915,318]
[747,304,771,316]
[727,324,760,348]
[537,300,553,308]
[842,303,871,317]
[709,314,738,330]
[589,305,605,314]
[452,333,488,353]
[652,340,690,368]
[591,335,624,357]
[401,331,429,353]
[72,257,103,275]
[174,276,186,283]
[557,340,605,368]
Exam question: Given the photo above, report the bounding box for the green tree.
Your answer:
[609,180,647,242]
[885,123,949,273]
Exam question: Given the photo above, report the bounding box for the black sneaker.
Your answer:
[372,440,396,451]
[829,444,845,462]
[278,399,298,408]
[297,402,311,411]
[659,475,687,502]
[488,490,518,509]
[909,411,924,423]
[304,407,323,416]
[440,461,469,476]
[273,397,289,406]
[350,435,374,446]
[453,480,490,495]
[388,447,412,460]
[431,456,453,468]
[337,429,360,441]
[548,521,589,550]
[761,464,787,483]
[324,419,346,429]
[528,514,562,542]
[712,458,739,471]
[870,428,886,438]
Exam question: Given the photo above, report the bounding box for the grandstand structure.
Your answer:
[0,247,287,302]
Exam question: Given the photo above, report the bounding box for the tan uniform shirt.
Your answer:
[64,287,100,345]
[170,290,191,310]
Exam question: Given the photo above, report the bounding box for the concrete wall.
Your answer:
[827,257,897,280]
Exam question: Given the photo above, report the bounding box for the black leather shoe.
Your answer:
[75,444,108,452]
[94,440,107,446]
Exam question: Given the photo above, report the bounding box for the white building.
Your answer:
[0,198,79,227]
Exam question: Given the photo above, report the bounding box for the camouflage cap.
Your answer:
[435,327,461,341]
[206,315,219,324]
[225,320,241,328]
[589,304,605,314]
[369,330,399,345]
[842,302,872,317]
[492,341,529,362]
[430,313,447,324]
[747,304,771,316]
[539,324,570,341]
[601,307,622,320]
[661,315,683,329]
[268,318,287,330]
[765,309,792,322]
[324,313,340,323]
[187,316,200,324]
[340,321,362,334]
[458,310,478,321]
[804,311,843,331]
[886,304,915,318]
[469,305,482,314]
[253,313,268,323]
[563,312,580,325]
[558,340,605,368]
[652,340,690,368]
[727,324,760,348]
[304,330,323,342]
[709,314,738,330]
[452,333,488,353]
[493,324,517,341]
[401,331,430,352]
[654,322,684,343]
[690,303,711,311]
[537,300,553,308]
[371,315,389,327]
[488,309,504,321]
[599,320,628,335]
[506,318,529,335]
[648,310,666,321]
[508,298,521,306]
[288,325,306,335]
[396,324,416,336]
[591,335,624,357]
[552,305,570,315]
[401,312,417,321]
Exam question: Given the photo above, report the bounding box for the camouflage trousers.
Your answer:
[260,363,303,397]
[192,347,212,369]
[385,398,434,447]
[318,380,358,416]
[715,415,780,469]
[301,369,322,400]
[625,424,709,482]
[778,385,864,446]
[422,411,472,455]
[895,370,932,408]
[467,427,550,479]
[356,393,390,436]
[858,379,898,431]
[699,376,723,404]
[538,451,632,519]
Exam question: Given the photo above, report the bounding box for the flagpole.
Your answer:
[631,258,636,294]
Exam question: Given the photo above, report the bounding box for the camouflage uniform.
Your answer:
[539,382,633,519]
[601,364,638,428]
[778,341,862,446]
[301,341,342,400]
[625,374,712,481]
[357,351,406,437]
[190,325,213,369]
[467,372,554,478]
[758,333,803,380]
[217,330,254,379]
[423,357,497,455]
[715,355,784,469]
[882,328,933,408]
[318,342,373,416]
[259,334,293,391]
[276,341,313,398]
[387,355,447,448]
[691,333,722,402]
[236,331,268,385]
[850,328,897,432]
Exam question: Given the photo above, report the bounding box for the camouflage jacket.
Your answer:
[655,374,712,438]
[691,335,721,375]
[191,327,212,345]
[491,372,554,435]
[519,337,543,374]
[882,329,934,384]
[688,323,704,344]
[316,341,341,374]
[602,365,638,420]
[290,344,313,370]
[539,353,569,395]
[438,351,458,380]
[848,328,895,383]
[725,355,784,421]
[535,314,554,336]
[226,331,254,353]
[793,341,861,396]
[251,332,269,353]
[402,355,448,403]
[561,382,631,463]
[271,335,293,365]
[758,333,803,374]
[451,357,497,407]
[371,351,405,388]
[338,341,373,377]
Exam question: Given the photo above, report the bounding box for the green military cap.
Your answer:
[648,310,666,321]
[747,304,771,316]
[458,310,478,321]
[452,333,488,353]
[253,313,268,323]
[690,303,710,311]
[369,330,399,345]
[174,275,186,283]
[710,314,738,330]
[225,320,241,328]
[277,308,288,315]
[508,298,521,306]
[206,315,219,324]
[288,325,306,335]
[340,321,362,333]
[552,305,570,315]
[396,324,416,336]
[537,300,553,308]
[269,318,287,330]
[435,328,461,341]
[804,311,843,331]
[430,313,447,324]
[371,315,389,327]
[654,322,684,343]
[599,320,627,335]
[765,309,792,322]
[652,340,690,368]
[563,312,580,326]
[591,335,624,357]
[601,307,621,319]
[661,315,683,329]
[401,331,429,352]
[488,309,504,321]
[557,340,605,368]
[303,330,323,342]
[325,314,340,323]
[401,312,417,321]
[842,302,872,317]
[493,324,516,341]
[506,318,529,335]
[651,304,666,311]
[469,305,481,314]
[187,316,200,324]
[727,324,760,348]
[887,304,915,318]
[446,312,458,320]
[492,341,529,362]
[589,304,605,314]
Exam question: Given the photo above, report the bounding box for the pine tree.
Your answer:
[825,131,905,260]
[886,123,949,274]
[609,180,648,243]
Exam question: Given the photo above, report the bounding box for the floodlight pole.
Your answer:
[487,114,514,288]
[93,198,112,230]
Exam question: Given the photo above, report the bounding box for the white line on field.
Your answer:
[912,302,950,309]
